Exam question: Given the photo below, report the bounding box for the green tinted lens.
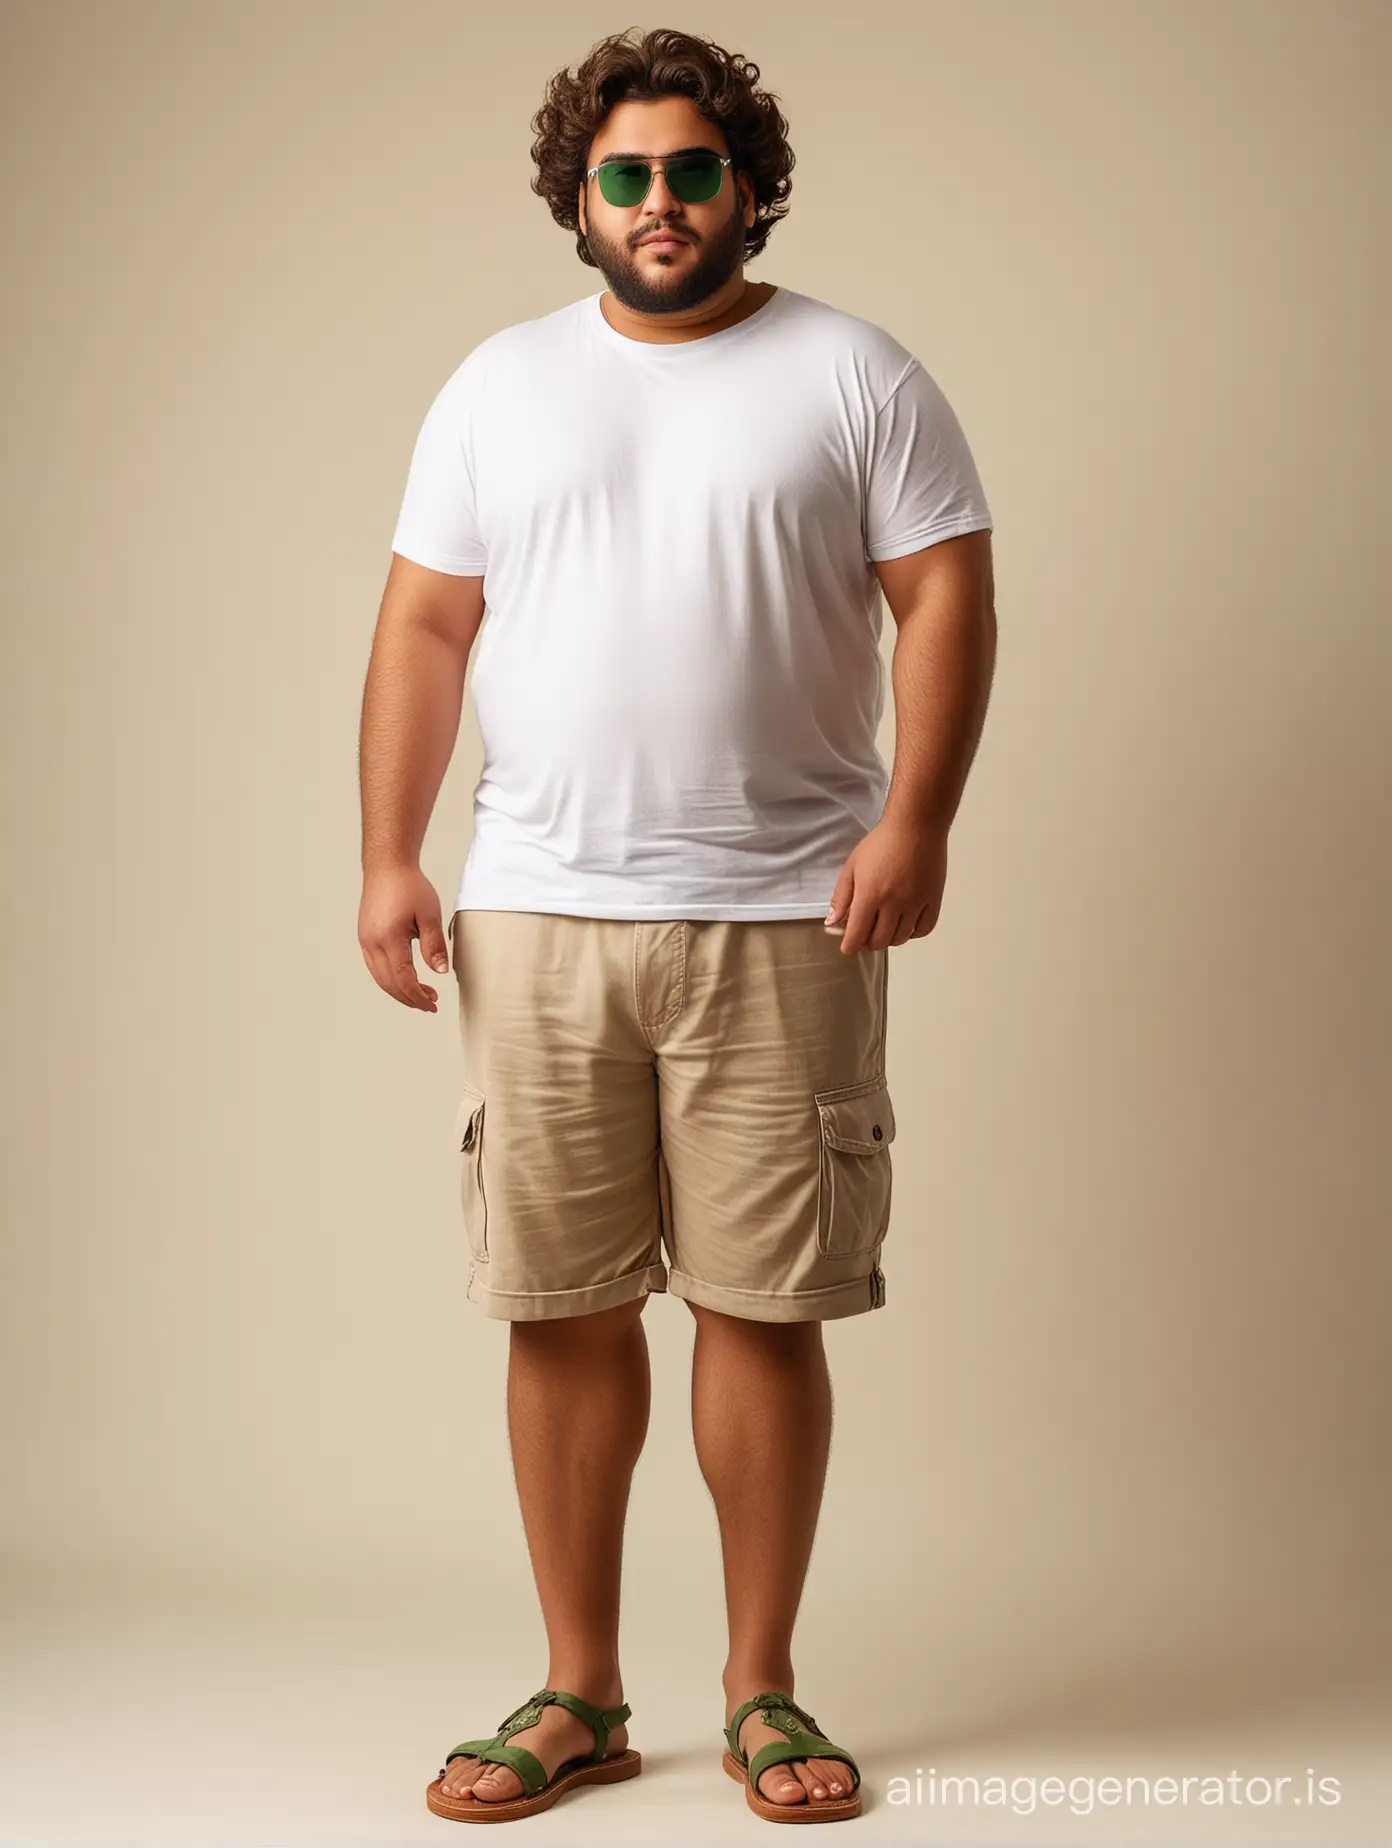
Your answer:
[666,154,723,201]
[596,153,724,207]
[598,161,653,207]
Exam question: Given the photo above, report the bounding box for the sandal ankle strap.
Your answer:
[546,1688,631,1758]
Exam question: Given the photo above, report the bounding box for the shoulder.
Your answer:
[767,288,926,408]
[418,297,589,415]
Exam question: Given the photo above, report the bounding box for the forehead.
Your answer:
[587,95,729,165]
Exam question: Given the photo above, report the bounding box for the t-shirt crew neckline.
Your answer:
[588,283,787,355]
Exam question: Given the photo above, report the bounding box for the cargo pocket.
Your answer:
[453,1083,489,1262]
[814,1074,896,1259]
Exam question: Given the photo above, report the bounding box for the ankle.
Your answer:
[545,1667,626,1710]
[723,1663,795,1709]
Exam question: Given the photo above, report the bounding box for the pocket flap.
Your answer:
[816,1079,895,1155]
[454,1087,485,1151]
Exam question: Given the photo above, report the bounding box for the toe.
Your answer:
[759,1766,808,1805]
[793,1761,828,1801]
[472,1765,522,1803]
[737,1709,814,1805]
[806,1756,849,1800]
[440,1756,481,1799]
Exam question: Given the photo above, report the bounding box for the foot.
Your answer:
[728,1692,853,1809]
[438,1695,627,1806]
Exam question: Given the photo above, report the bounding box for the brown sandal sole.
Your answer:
[723,1748,862,1823]
[426,1748,641,1823]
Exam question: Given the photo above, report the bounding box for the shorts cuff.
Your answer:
[665,1264,885,1323]
[465,1260,668,1322]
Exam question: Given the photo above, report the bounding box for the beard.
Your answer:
[585,202,749,315]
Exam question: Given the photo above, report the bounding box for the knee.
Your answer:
[513,1294,650,1347]
[685,1300,822,1350]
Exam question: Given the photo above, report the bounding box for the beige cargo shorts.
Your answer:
[446,908,896,1323]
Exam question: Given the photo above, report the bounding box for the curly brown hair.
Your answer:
[529,27,795,268]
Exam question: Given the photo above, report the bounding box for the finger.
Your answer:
[368,939,435,1011]
[879,908,910,948]
[839,902,880,955]
[824,878,854,929]
[388,940,438,1010]
[889,907,918,946]
[419,913,450,976]
[363,942,417,1009]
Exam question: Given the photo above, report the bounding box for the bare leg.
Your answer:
[440,1295,651,1804]
[689,1302,854,1809]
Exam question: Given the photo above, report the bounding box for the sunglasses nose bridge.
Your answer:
[640,166,682,212]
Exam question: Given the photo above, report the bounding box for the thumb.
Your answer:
[824,868,854,928]
[421,915,450,975]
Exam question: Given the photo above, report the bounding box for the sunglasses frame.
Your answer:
[584,152,734,208]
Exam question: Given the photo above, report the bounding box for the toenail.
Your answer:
[813,1786,825,1796]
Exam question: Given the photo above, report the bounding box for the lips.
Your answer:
[639,233,688,248]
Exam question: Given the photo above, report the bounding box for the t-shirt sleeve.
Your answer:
[390,369,488,575]
[863,359,993,563]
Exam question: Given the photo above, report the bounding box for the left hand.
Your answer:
[824,815,949,954]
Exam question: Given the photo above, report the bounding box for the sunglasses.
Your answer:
[585,152,733,208]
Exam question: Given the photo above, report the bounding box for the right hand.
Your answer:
[359,866,452,1012]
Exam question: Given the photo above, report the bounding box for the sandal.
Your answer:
[723,1690,862,1824]
[425,1687,640,1823]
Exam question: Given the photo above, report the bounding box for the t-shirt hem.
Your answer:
[453,893,837,921]
[866,513,993,562]
[391,533,487,574]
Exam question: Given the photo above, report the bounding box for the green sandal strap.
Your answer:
[464,1741,548,1796]
[726,1691,861,1795]
[726,1689,809,1757]
[546,1689,631,1759]
[443,1686,633,1795]
[749,1735,860,1794]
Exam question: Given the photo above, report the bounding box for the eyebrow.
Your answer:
[593,144,724,164]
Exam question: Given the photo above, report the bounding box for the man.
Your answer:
[358,26,995,1827]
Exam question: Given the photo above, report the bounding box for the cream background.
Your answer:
[2,0,1388,1842]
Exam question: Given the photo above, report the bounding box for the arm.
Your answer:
[877,527,996,831]
[357,554,486,1012]
[826,528,997,954]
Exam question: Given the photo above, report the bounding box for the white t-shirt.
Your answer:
[390,284,993,920]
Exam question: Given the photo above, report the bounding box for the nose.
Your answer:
[643,165,682,218]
